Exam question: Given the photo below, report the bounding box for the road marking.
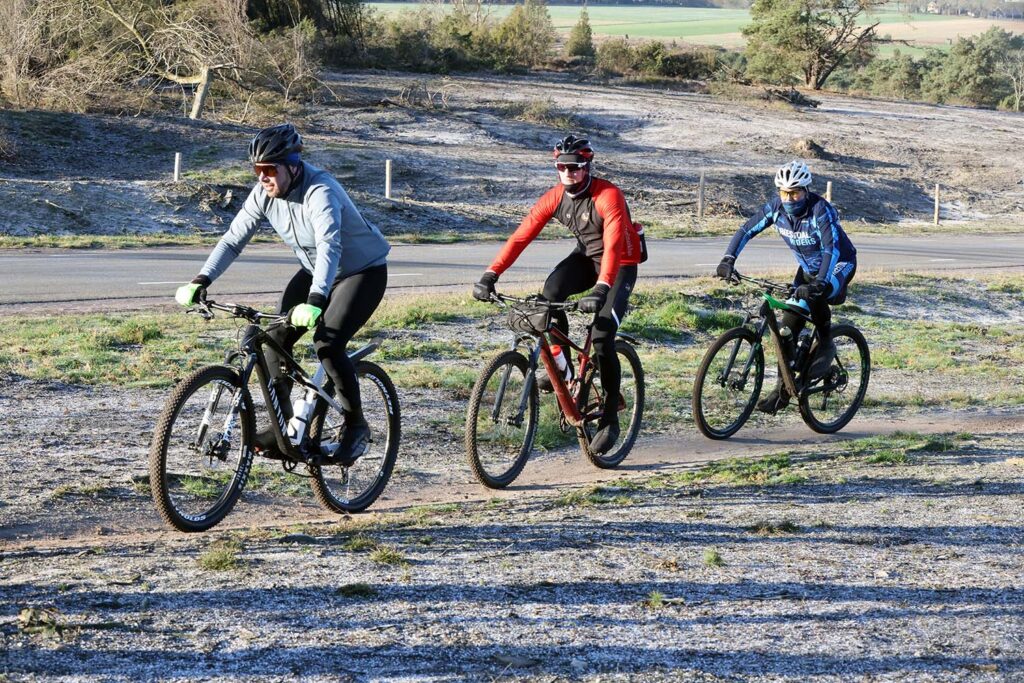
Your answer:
[138,281,184,285]
[695,263,720,266]
[388,273,423,277]
[928,258,956,262]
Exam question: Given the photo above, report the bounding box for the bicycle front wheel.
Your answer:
[148,365,255,533]
[577,340,645,469]
[799,324,870,434]
[692,327,765,440]
[465,350,538,489]
[309,361,401,513]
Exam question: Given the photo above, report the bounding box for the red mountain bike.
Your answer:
[465,292,644,489]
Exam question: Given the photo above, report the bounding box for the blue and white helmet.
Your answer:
[774,160,812,190]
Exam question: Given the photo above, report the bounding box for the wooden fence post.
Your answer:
[698,170,706,219]
[825,180,833,203]
[934,183,940,225]
[174,152,181,182]
[385,160,393,200]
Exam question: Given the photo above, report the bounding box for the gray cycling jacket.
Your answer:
[199,162,390,304]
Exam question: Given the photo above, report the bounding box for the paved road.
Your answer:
[2,234,1022,307]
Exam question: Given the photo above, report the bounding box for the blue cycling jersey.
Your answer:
[725,193,857,283]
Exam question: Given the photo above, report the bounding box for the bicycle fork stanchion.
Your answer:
[195,384,225,450]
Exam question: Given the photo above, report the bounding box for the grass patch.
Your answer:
[643,590,665,610]
[746,519,802,535]
[342,534,379,552]
[501,98,579,128]
[197,540,244,571]
[845,431,963,466]
[673,452,806,487]
[622,290,744,342]
[369,545,409,566]
[703,548,725,567]
[553,484,635,508]
[0,233,278,250]
[337,582,378,598]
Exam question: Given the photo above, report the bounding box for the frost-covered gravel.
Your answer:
[2,432,1023,681]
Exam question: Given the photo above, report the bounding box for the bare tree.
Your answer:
[998,49,1024,111]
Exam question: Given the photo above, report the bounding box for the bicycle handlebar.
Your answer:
[728,271,794,296]
[191,298,290,326]
[489,291,579,312]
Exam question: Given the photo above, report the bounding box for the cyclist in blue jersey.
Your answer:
[716,161,857,414]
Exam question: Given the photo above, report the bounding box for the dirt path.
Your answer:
[3,404,1019,552]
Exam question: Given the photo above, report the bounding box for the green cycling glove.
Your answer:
[175,282,205,307]
[290,303,323,328]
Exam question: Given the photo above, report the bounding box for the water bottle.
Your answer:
[779,325,795,366]
[551,345,572,383]
[288,365,326,443]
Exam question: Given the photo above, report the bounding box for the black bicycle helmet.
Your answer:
[553,134,595,163]
[249,123,304,164]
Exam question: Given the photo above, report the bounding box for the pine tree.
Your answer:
[566,7,596,59]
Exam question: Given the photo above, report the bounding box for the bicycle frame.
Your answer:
[197,301,375,463]
[490,295,598,429]
[730,274,847,400]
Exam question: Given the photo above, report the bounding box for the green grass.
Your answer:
[845,431,962,466]
[622,290,743,342]
[342,534,379,552]
[197,541,244,571]
[673,452,807,487]
[337,583,378,598]
[369,545,409,566]
[746,519,802,535]
[367,4,994,49]
[703,548,725,567]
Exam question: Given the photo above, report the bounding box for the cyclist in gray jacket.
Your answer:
[175,123,390,464]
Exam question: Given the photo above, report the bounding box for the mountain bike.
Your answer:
[465,292,644,489]
[148,298,400,532]
[692,272,869,439]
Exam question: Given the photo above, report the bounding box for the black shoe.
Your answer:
[589,415,620,455]
[809,338,837,379]
[536,366,573,394]
[756,387,791,415]
[253,427,284,459]
[328,423,371,467]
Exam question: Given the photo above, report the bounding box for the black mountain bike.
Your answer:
[148,299,400,532]
[465,292,644,489]
[692,272,870,439]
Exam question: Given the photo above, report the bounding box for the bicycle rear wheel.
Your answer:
[309,361,401,513]
[577,340,645,469]
[148,365,255,532]
[692,327,765,440]
[799,324,870,434]
[465,350,538,489]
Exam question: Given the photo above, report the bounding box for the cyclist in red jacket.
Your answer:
[473,135,644,454]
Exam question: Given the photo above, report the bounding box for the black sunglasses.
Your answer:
[556,162,588,172]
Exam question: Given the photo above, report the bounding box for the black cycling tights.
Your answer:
[265,265,388,425]
[542,251,637,417]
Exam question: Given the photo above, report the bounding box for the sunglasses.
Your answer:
[556,162,588,172]
[254,163,281,178]
[779,189,806,199]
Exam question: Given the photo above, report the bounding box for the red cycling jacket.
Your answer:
[488,178,643,287]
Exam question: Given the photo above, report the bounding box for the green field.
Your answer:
[368,3,1020,51]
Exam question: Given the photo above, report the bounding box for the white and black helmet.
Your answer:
[774,160,813,191]
[249,123,303,164]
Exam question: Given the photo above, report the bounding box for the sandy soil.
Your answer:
[1,71,1021,240]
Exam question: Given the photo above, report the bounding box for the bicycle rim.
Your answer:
[466,350,538,489]
[309,361,401,513]
[799,324,870,433]
[149,365,254,532]
[578,340,645,469]
[692,327,764,440]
